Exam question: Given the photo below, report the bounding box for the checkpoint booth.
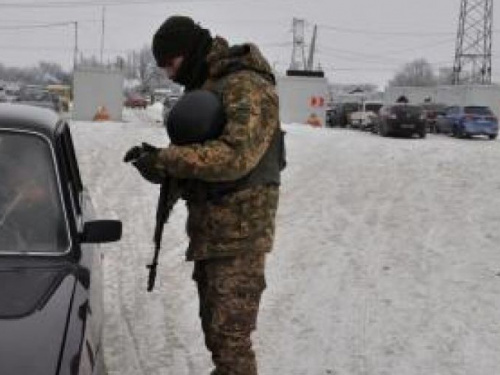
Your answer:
[72,67,124,122]
[277,70,329,127]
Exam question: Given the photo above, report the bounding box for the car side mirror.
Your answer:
[81,220,122,244]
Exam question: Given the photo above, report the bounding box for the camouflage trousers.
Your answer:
[193,252,266,375]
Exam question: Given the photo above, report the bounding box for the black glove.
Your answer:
[123,145,143,163]
[124,143,165,184]
[123,142,158,162]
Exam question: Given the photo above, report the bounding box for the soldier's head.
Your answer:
[152,15,213,89]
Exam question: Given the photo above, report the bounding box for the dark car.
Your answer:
[435,105,498,139]
[325,106,336,128]
[0,87,7,103]
[16,86,61,113]
[0,104,122,375]
[420,103,447,133]
[374,103,426,138]
[124,93,148,109]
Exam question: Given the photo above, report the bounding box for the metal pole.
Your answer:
[73,21,79,72]
[100,6,106,65]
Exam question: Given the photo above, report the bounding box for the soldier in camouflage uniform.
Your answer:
[129,15,285,375]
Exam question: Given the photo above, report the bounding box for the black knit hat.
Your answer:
[152,15,199,67]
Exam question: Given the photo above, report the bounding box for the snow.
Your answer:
[70,117,500,375]
[145,102,164,123]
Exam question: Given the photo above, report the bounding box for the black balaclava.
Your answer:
[152,15,213,91]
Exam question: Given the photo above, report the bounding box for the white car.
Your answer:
[350,101,383,130]
[162,94,181,121]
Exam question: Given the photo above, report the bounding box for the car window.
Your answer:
[0,131,70,254]
[343,103,360,112]
[464,106,493,115]
[365,103,382,112]
[58,125,83,217]
[391,105,422,116]
[21,89,51,102]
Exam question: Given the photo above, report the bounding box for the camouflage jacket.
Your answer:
[156,37,281,261]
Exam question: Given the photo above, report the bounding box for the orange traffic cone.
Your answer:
[306,113,322,128]
[93,106,111,121]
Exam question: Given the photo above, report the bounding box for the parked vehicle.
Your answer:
[349,101,383,130]
[0,104,122,375]
[47,84,72,112]
[435,105,498,139]
[4,87,20,103]
[420,103,447,133]
[329,102,360,127]
[15,85,61,112]
[162,94,181,121]
[0,87,7,103]
[374,103,426,138]
[326,106,336,127]
[124,93,148,109]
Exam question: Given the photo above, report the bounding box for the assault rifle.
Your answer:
[147,176,181,291]
[123,143,182,291]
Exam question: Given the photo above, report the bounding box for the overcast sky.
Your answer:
[0,0,498,88]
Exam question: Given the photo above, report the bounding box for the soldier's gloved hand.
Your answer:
[123,143,166,184]
[123,145,143,163]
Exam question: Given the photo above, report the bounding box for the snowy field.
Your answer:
[71,110,500,375]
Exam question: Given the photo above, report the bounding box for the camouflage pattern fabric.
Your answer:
[193,252,266,375]
[156,36,282,261]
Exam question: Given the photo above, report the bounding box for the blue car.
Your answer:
[435,105,498,139]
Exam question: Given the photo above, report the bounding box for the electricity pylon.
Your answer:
[452,0,493,84]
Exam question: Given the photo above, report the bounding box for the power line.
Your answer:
[317,44,405,64]
[0,0,260,8]
[317,23,455,37]
[0,21,75,30]
[0,45,130,53]
[319,22,500,38]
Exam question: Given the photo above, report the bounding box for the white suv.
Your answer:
[350,101,383,130]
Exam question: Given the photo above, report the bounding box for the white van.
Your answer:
[350,101,383,130]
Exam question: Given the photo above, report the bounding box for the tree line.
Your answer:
[388,58,454,87]
[0,44,176,94]
[1,52,454,91]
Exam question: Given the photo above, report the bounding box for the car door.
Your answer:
[440,107,455,133]
[55,123,106,375]
[376,105,391,134]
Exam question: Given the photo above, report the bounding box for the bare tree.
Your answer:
[437,67,454,85]
[0,61,70,85]
[389,58,437,87]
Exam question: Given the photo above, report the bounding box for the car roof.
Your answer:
[0,103,61,138]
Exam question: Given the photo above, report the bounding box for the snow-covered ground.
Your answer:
[70,116,500,375]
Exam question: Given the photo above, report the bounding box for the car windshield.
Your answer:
[365,103,382,112]
[344,103,360,112]
[421,104,446,111]
[21,89,52,102]
[464,106,493,115]
[0,132,70,254]
[391,105,422,116]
